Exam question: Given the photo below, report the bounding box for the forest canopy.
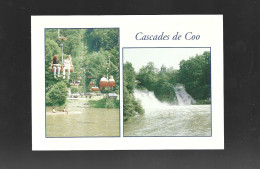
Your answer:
[124,51,211,112]
[45,28,119,106]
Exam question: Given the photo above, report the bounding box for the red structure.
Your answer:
[91,87,100,92]
[107,76,115,87]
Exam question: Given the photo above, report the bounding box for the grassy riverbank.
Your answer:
[47,96,119,112]
[89,98,119,109]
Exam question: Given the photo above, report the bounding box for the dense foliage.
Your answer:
[136,62,177,102]
[153,72,176,102]
[45,39,62,88]
[82,29,119,93]
[136,51,211,103]
[123,62,144,121]
[178,51,211,101]
[46,81,68,106]
[89,98,119,109]
[45,29,119,108]
[84,29,119,53]
[137,62,158,91]
[105,99,119,109]
[45,28,119,94]
[45,28,120,111]
[70,86,84,93]
[123,62,136,93]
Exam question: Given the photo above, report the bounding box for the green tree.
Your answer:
[105,99,117,109]
[123,84,136,121]
[178,51,211,100]
[70,86,81,93]
[85,51,108,84]
[45,29,59,42]
[123,63,144,121]
[45,28,120,107]
[154,72,175,102]
[135,51,211,103]
[58,29,84,56]
[137,62,158,91]
[124,62,136,93]
[46,81,68,106]
[82,28,119,93]
[45,39,62,88]
[84,29,119,52]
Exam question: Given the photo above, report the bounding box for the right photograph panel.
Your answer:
[123,47,211,137]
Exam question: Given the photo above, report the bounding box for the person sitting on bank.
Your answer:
[63,55,72,79]
[52,55,61,78]
[52,107,56,113]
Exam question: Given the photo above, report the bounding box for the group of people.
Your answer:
[52,54,72,79]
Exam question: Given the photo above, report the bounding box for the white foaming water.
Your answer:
[173,85,196,105]
[127,89,211,136]
[134,89,171,110]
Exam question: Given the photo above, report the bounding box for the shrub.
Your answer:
[123,85,144,121]
[133,99,145,115]
[70,86,79,93]
[89,99,106,108]
[46,81,68,106]
[105,99,117,109]
[89,98,119,109]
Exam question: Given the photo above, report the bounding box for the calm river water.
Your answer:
[46,101,119,137]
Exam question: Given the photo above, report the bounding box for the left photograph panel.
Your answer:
[45,28,120,137]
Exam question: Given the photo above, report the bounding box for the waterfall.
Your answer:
[173,84,196,105]
[134,89,171,110]
[133,85,196,109]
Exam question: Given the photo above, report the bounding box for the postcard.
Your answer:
[31,15,223,150]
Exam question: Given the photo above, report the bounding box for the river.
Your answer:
[124,89,211,136]
[46,99,119,137]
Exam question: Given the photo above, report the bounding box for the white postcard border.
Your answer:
[32,15,224,150]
